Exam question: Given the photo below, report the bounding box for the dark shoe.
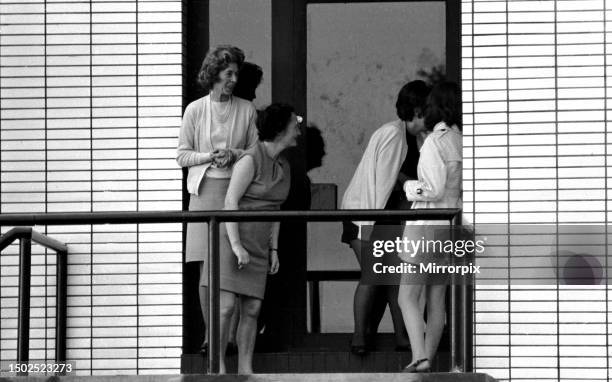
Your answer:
[365,333,377,352]
[350,343,368,356]
[199,342,208,356]
[402,358,431,373]
[349,336,369,356]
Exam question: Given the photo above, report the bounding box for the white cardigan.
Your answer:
[176,95,258,195]
[341,120,408,237]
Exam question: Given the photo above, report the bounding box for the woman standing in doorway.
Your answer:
[341,80,431,354]
[398,81,462,373]
[176,45,258,354]
[224,60,264,355]
[220,103,300,373]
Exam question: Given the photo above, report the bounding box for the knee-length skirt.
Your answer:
[187,178,272,299]
[200,218,273,299]
[186,177,230,263]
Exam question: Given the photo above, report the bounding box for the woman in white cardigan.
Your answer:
[176,45,258,354]
[398,82,463,373]
[341,80,431,355]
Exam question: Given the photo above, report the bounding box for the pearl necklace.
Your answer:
[211,91,232,124]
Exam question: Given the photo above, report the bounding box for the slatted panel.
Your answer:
[0,0,183,374]
[462,0,610,381]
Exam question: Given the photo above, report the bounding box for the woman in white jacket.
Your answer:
[398,82,462,373]
[341,81,431,354]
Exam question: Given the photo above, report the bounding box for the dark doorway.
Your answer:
[181,0,465,372]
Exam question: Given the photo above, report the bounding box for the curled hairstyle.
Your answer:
[197,45,245,91]
[257,103,295,142]
[395,80,430,121]
[425,81,462,131]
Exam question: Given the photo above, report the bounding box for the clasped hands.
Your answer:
[210,148,236,168]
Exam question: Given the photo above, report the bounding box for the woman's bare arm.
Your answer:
[224,155,256,265]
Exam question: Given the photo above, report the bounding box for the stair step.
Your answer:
[182,351,451,374]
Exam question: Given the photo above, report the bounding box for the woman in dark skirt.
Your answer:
[224,60,264,355]
[176,45,258,353]
[219,103,300,373]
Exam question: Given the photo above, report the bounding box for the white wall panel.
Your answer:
[0,0,183,374]
[463,0,611,380]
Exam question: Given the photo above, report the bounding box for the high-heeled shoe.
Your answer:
[350,333,376,356]
[350,344,367,356]
[402,358,431,373]
[349,339,369,357]
[349,339,368,356]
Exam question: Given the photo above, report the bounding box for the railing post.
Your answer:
[55,250,68,367]
[449,285,459,371]
[461,281,471,372]
[449,218,460,372]
[451,212,470,373]
[459,208,472,372]
[457,212,471,373]
[207,217,220,374]
[17,234,32,371]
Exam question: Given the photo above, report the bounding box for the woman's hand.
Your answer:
[212,149,236,168]
[232,243,250,269]
[269,250,279,274]
[211,149,228,167]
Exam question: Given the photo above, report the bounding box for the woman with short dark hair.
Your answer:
[341,80,431,355]
[176,45,258,355]
[398,81,462,373]
[224,60,264,355]
[220,103,300,373]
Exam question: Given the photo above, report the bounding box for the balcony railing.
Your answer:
[0,227,68,372]
[0,208,467,375]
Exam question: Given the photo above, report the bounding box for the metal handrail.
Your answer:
[0,208,468,374]
[0,227,68,373]
[0,209,459,225]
